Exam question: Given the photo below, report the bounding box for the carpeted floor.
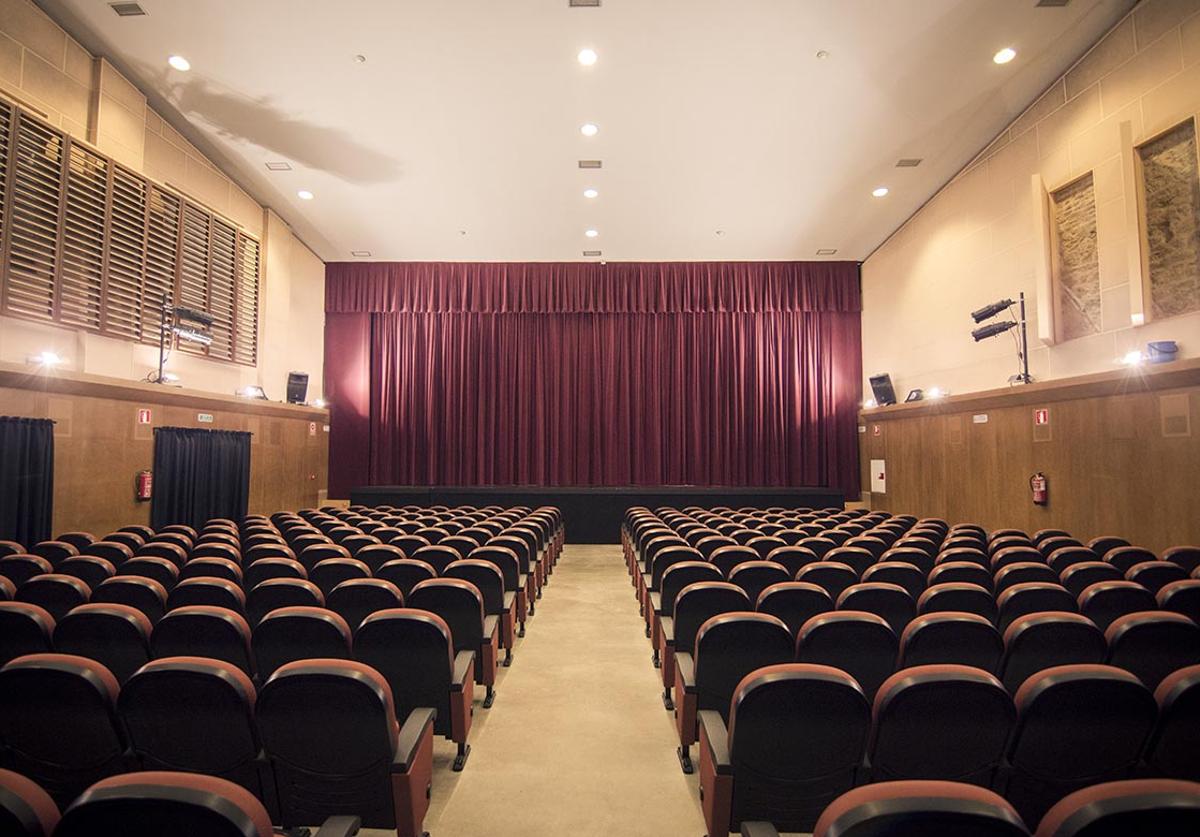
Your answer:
[399,543,707,837]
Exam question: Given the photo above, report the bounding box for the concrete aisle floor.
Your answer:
[407,543,707,837]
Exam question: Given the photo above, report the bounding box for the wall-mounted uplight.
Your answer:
[161,372,180,383]
[238,385,267,400]
[1119,350,1144,367]
[28,350,64,367]
[863,398,878,409]
[928,387,946,399]
[312,398,328,409]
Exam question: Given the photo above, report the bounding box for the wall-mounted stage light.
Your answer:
[238,385,267,400]
[969,293,1031,385]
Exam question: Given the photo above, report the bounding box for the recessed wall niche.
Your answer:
[1050,173,1101,341]
[1138,119,1200,320]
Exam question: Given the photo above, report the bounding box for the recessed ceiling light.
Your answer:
[167,55,190,72]
[583,188,598,199]
[578,48,598,66]
[353,54,367,64]
[993,47,1016,65]
[265,161,292,171]
[715,229,726,237]
[297,189,314,200]
[581,123,599,137]
[815,50,830,59]
[585,229,599,238]
[459,230,468,236]
[351,250,372,257]
[872,187,889,198]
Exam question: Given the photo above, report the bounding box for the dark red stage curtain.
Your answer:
[324,262,862,497]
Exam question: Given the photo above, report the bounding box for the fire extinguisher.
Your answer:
[1030,472,1048,506]
[135,470,153,501]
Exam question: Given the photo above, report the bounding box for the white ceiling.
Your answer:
[40,0,1136,263]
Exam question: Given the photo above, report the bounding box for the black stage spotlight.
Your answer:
[972,320,1018,341]
[971,298,1014,323]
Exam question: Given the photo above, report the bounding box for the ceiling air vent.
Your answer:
[583,250,602,256]
[265,161,292,171]
[896,158,923,167]
[816,248,838,256]
[1036,0,1071,6]
[351,250,372,257]
[569,0,601,7]
[578,160,602,169]
[109,2,147,16]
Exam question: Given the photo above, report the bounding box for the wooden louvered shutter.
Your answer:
[58,142,108,330]
[177,200,211,354]
[0,103,12,273]
[207,217,237,361]
[234,233,259,365]
[4,113,64,322]
[141,185,180,344]
[102,166,148,339]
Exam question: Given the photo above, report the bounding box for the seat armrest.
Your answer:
[482,614,499,639]
[314,816,362,837]
[660,616,674,644]
[502,591,516,610]
[698,710,731,774]
[648,592,662,613]
[740,823,780,837]
[451,651,475,690]
[393,707,436,771]
[676,652,697,692]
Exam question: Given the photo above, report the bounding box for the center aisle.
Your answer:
[418,543,706,837]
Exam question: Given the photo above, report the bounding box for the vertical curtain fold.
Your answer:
[0,417,55,546]
[150,427,252,530]
[325,261,862,496]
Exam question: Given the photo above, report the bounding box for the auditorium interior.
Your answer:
[2,0,1200,835]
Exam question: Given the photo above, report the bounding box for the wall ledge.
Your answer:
[0,361,330,421]
[862,357,1200,421]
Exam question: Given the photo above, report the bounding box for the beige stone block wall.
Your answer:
[863,0,1200,399]
[0,0,317,397]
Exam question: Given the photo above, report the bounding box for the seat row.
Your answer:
[693,661,1200,836]
[0,653,436,835]
[742,778,1200,837]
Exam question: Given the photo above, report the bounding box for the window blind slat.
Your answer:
[59,143,107,330]
[5,114,64,322]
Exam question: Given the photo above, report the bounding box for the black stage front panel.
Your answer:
[348,485,844,544]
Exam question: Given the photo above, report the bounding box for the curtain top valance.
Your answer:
[325,261,861,314]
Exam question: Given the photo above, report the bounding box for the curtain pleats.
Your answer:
[0,417,55,546]
[150,427,252,530]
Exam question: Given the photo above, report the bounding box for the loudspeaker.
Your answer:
[286,372,309,405]
[869,373,897,406]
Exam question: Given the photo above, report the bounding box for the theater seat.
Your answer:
[755,581,832,638]
[1163,546,1200,575]
[0,768,60,837]
[929,561,994,591]
[862,561,925,599]
[252,606,352,677]
[166,577,244,615]
[1034,779,1200,836]
[997,583,1077,632]
[1105,612,1200,690]
[1004,664,1157,826]
[796,611,897,701]
[408,579,500,707]
[1158,580,1200,624]
[1078,581,1157,632]
[918,582,998,624]
[355,609,475,771]
[52,772,291,837]
[53,603,151,683]
[118,658,275,816]
[0,555,53,588]
[838,582,915,635]
[242,557,307,590]
[15,574,90,622]
[0,602,54,666]
[179,557,242,585]
[659,582,750,711]
[150,606,255,677]
[376,558,438,599]
[698,664,870,837]
[812,781,1030,837]
[650,562,724,664]
[57,557,115,593]
[0,541,25,559]
[327,578,405,632]
[1147,665,1200,781]
[1103,546,1157,574]
[995,563,1059,596]
[899,612,1003,673]
[29,542,78,568]
[256,659,435,835]
[118,557,179,591]
[999,612,1107,693]
[90,577,167,624]
[0,576,11,601]
[245,578,324,626]
[868,665,1014,784]
[673,612,792,774]
[0,654,128,807]
[1059,562,1122,598]
[797,562,858,602]
[1125,561,1188,594]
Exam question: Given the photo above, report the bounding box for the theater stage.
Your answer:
[348,485,844,543]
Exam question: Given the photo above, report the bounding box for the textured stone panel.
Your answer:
[1139,120,1200,319]
[1052,173,1102,339]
